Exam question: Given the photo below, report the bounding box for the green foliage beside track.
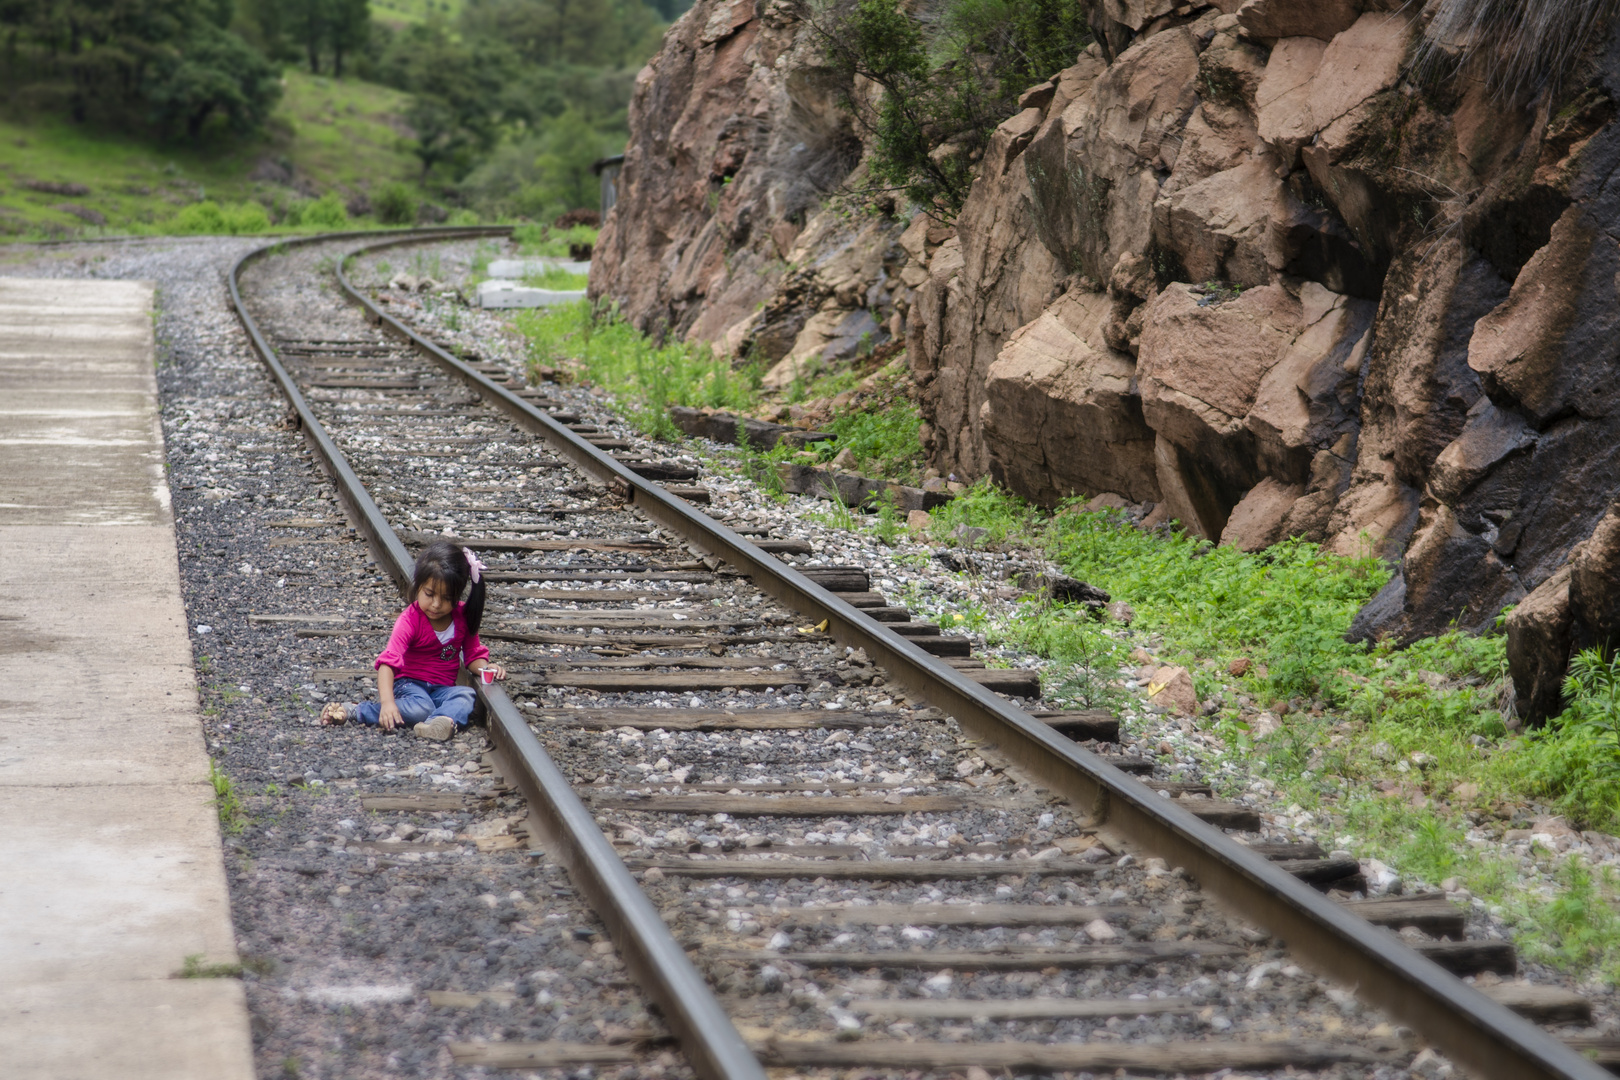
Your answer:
[920,486,1620,981]
[517,300,760,438]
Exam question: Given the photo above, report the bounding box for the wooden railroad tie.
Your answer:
[753,1038,1397,1072]
[587,793,1026,816]
[708,941,1244,970]
[626,856,1103,880]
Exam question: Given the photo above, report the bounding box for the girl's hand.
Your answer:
[485,664,507,681]
[378,701,404,730]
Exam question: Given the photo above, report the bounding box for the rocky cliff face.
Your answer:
[908,0,1620,658]
[596,0,1620,718]
[590,0,913,387]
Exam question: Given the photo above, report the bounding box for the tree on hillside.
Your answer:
[0,0,281,136]
[147,20,281,137]
[238,0,369,76]
[326,0,368,76]
[288,0,326,72]
[458,0,664,69]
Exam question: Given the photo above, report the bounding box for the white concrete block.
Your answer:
[477,279,587,309]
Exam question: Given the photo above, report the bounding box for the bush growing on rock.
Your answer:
[809,0,1091,214]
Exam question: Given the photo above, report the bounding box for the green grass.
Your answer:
[176,954,245,979]
[522,266,591,290]
[802,400,927,484]
[513,223,599,257]
[516,299,761,438]
[0,69,432,240]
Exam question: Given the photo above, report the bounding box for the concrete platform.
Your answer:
[0,279,254,1080]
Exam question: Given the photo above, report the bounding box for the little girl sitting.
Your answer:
[320,541,506,740]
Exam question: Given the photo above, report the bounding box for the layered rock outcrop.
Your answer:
[590,0,911,383]
[597,0,1620,719]
[906,0,1620,665]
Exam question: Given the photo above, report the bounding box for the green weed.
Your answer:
[1518,859,1620,980]
[209,760,247,834]
[176,954,244,979]
[997,603,1129,710]
[869,494,909,546]
[800,403,926,484]
[809,489,861,532]
[1501,649,1620,828]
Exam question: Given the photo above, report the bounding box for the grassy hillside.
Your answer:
[0,69,430,239]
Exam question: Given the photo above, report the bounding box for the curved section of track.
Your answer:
[228,229,1608,1080]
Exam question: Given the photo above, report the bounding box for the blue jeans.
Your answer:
[357,677,475,730]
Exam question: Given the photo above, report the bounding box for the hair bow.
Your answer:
[462,547,486,584]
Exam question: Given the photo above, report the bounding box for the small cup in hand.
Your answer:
[479,668,497,684]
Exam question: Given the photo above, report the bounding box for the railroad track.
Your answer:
[228,228,1614,1080]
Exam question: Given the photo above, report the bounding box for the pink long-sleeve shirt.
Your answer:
[375,601,489,686]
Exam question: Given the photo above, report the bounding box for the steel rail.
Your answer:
[228,230,769,1080]
[320,232,1610,1080]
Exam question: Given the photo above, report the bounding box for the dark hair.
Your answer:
[411,540,486,637]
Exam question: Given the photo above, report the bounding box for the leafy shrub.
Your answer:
[294,193,350,229]
[810,0,1091,214]
[1501,649,1620,829]
[224,201,271,233]
[372,183,419,225]
[513,223,599,258]
[170,200,271,235]
[817,402,926,483]
[1518,858,1620,980]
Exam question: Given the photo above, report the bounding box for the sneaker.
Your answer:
[319,702,352,726]
[413,715,456,741]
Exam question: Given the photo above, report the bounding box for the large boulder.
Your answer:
[1135,281,1370,537]
[979,290,1158,506]
[910,53,1108,480]
[1570,507,1620,651]
[1506,506,1620,724]
[1467,205,1620,427]
[1255,13,1410,162]
[1506,564,1574,724]
[1025,26,1204,284]
[1237,0,1362,40]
